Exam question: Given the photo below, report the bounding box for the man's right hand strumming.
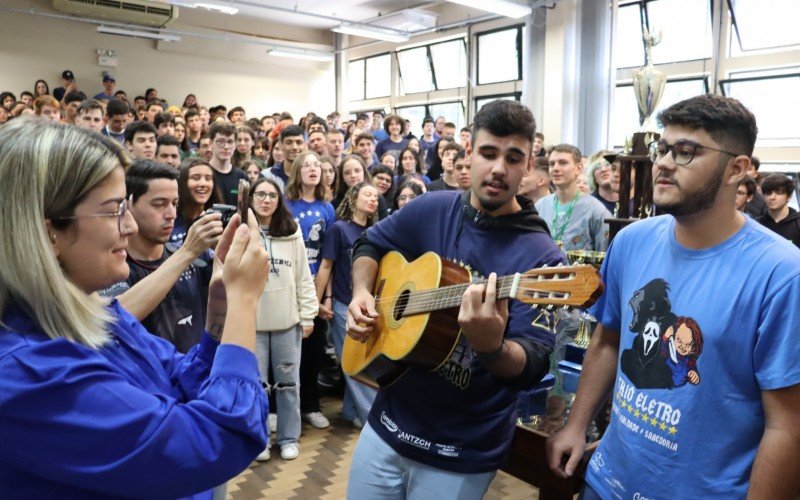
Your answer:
[346,289,379,342]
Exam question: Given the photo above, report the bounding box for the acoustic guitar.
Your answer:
[341,251,604,388]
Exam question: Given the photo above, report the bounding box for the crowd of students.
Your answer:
[2,71,800,498]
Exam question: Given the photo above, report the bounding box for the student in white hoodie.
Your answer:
[250,177,319,462]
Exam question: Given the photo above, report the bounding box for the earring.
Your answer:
[50,233,56,244]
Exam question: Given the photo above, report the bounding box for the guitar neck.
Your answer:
[403,275,518,315]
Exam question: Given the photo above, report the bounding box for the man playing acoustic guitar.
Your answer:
[346,100,565,498]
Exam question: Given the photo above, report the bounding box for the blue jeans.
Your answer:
[332,299,377,423]
[348,423,496,500]
[255,325,302,446]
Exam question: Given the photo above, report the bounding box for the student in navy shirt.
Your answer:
[284,151,336,430]
[375,114,409,160]
[0,120,270,498]
[346,100,562,498]
[316,182,380,428]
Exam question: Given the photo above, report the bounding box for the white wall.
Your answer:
[0,3,336,118]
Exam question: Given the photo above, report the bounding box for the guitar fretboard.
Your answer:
[402,275,517,316]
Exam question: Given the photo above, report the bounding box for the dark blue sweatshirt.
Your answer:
[357,190,563,473]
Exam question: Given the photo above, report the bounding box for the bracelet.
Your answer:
[474,339,505,362]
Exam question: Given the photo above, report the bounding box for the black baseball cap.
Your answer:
[62,70,75,81]
[103,74,116,82]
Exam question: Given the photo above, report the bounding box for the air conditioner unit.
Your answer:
[52,0,178,28]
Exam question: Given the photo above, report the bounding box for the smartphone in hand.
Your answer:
[237,179,250,225]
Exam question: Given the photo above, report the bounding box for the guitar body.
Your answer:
[342,251,470,388]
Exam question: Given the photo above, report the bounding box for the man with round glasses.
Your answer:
[548,94,800,498]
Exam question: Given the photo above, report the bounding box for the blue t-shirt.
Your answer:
[285,198,336,276]
[321,220,367,304]
[586,216,800,499]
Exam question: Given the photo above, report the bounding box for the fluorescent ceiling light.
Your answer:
[194,3,238,15]
[444,0,532,18]
[332,23,409,43]
[268,49,334,62]
[97,26,181,42]
[168,1,238,15]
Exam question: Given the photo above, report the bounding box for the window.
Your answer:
[729,0,800,53]
[349,53,391,101]
[474,93,521,113]
[394,105,428,136]
[430,102,466,131]
[615,3,645,68]
[476,26,522,84]
[430,39,467,90]
[611,77,708,146]
[397,47,434,94]
[616,0,712,68]
[720,74,800,147]
[397,38,468,95]
[348,59,365,103]
[365,54,391,99]
[394,101,466,134]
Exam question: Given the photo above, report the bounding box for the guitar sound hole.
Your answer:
[394,290,411,321]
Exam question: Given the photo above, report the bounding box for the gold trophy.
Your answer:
[566,251,605,348]
[633,27,666,134]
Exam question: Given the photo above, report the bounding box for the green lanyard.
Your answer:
[552,192,580,243]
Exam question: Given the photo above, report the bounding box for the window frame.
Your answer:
[349,52,392,101]
[475,24,523,85]
[395,37,468,95]
[394,100,467,130]
[473,92,522,114]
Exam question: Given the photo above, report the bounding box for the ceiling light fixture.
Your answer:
[97,26,181,42]
[444,0,532,19]
[267,49,334,62]
[332,23,409,43]
[194,3,238,15]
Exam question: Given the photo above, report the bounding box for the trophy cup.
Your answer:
[631,27,665,154]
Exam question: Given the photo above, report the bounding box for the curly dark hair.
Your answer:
[335,182,378,227]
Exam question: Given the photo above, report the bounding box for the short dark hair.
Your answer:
[460,127,471,134]
[20,91,33,99]
[279,111,293,121]
[153,112,175,129]
[534,156,550,176]
[355,132,374,146]
[157,134,181,151]
[454,149,467,161]
[472,100,536,146]
[77,99,104,116]
[227,106,246,120]
[760,173,795,196]
[64,91,87,105]
[738,176,756,197]
[657,94,758,157]
[308,116,328,132]
[280,124,305,141]
[535,132,545,141]
[145,101,164,112]
[114,90,127,98]
[184,109,199,121]
[444,122,456,129]
[126,159,179,202]
[356,113,369,122]
[551,144,582,164]
[124,121,157,143]
[208,121,237,141]
[106,98,129,118]
[422,117,434,127]
[751,156,761,171]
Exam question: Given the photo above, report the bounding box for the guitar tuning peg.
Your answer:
[546,305,553,311]
[556,263,563,267]
[531,304,539,310]
[562,305,570,310]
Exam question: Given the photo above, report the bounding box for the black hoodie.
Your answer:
[756,207,800,248]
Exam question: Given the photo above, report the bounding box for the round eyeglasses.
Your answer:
[648,139,739,166]
[53,198,131,234]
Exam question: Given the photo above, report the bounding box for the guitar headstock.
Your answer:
[513,264,604,310]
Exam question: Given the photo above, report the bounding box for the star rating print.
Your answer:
[615,390,678,436]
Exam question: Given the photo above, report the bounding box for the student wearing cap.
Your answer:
[94,75,117,101]
[53,70,76,102]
